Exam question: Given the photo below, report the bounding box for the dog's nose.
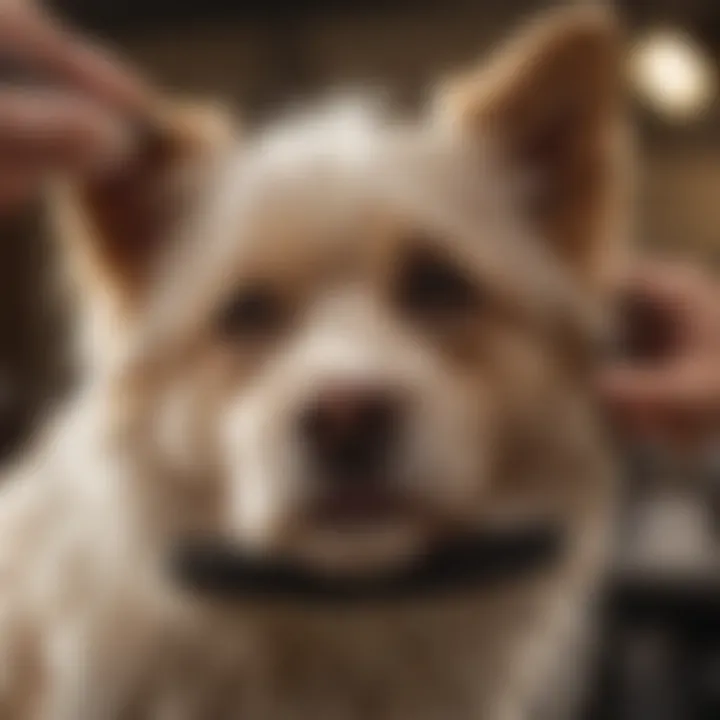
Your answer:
[299,383,402,481]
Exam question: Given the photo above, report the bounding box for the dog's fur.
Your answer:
[0,8,626,720]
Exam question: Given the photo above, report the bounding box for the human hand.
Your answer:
[0,2,150,213]
[600,259,719,445]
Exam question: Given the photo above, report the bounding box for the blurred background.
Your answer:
[0,0,717,718]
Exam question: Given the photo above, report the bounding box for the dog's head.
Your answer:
[57,9,626,577]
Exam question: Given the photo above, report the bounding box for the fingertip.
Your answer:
[66,110,142,178]
[49,31,155,116]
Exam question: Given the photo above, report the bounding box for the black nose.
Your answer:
[299,383,402,481]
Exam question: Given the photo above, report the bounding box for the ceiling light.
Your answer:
[629,30,716,121]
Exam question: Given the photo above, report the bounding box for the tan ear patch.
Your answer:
[436,7,628,287]
[55,100,234,311]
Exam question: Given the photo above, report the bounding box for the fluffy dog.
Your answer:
[0,8,627,719]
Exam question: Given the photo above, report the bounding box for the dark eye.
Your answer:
[396,247,481,317]
[216,285,287,339]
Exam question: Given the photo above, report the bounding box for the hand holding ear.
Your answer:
[600,260,720,445]
[0,2,151,213]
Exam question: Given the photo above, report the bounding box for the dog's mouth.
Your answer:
[309,483,416,528]
[171,520,564,606]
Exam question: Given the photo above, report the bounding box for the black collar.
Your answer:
[171,522,565,607]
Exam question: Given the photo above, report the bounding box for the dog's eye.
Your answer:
[396,247,481,317]
[216,285,286,339]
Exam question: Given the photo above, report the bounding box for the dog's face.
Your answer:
[59,9,624,576]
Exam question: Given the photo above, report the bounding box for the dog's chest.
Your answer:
[126,578,591,720]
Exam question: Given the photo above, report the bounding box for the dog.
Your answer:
[0,7,627,719]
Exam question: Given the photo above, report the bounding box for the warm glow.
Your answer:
[629,30,716,121]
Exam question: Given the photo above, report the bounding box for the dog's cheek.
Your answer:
[219,385,306,550]
[405,372,494,519]
[151,367,229,483]
[154,383,202,475]
[474,330,575,515]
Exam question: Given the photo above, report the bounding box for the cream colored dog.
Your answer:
[0,8,626,719]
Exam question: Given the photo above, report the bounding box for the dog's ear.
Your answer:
[55,101,233,313]
[435,8,628,288]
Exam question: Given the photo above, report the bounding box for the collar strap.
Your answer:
[171,522,564,607]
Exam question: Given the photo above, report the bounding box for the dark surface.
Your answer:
[46,0,720,41]
[585,573,720,720]
[49,1,530,31]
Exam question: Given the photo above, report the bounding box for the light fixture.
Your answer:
[629,29,716,122]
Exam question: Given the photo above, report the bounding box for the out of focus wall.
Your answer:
[119,16,720,263]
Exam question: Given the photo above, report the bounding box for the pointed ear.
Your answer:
[435,8,629,289]
[54,100,234,313]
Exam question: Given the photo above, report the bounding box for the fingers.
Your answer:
[619,260,719,332]
[0,89,135,174]
[0,87,138,210]
[25,28,151,114]
[600,361,720,410]
[603,258,719,446]
[0,5,152,214]
[599,360,720,445]
[0,4,152,114]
